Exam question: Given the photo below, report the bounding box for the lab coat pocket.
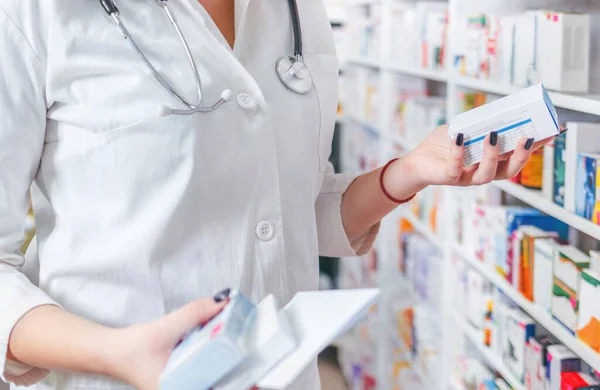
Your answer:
[304,54,340,172]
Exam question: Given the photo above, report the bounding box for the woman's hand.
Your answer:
[385,125,554,197]
[106,293,230,390]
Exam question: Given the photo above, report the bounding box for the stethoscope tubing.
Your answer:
[100,0,310,114]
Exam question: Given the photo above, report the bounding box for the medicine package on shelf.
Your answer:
[448,84,560,166]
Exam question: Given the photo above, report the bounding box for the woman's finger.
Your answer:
[471,132,500,185]
[495,137,535,180]
[160,293,229,343]
[447,133,465,182]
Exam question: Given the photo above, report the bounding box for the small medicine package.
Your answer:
[160,290,257,390]
[448,84,560,166]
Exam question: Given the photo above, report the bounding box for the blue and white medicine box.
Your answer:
[448,84,560,166]
[160,291,257,390]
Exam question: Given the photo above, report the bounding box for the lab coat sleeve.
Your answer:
[0,9,60,386]
[315,163,380,257]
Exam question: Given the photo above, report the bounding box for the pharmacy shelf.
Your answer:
[452,243,600,374]
[493,180,600,241]
[346,56,381,68]
[452,75,600,116]
[384,62,449,83]
[453,312,525,390]
[401,210,445,251]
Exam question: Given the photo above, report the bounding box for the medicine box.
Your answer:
[560,372,600,390]
[547,345,582,390]
[503,308,536,383]
[513,226,558,301]
[552,246,591,333]
[543,138,555,201]
[525,335,559,390]
[464,14,487,78]
[160,291,256,390]
[577,270,600,352]
[533,238,558,314]
[486,16,501,82]
[564,123,600,215]
[514,12,540,87]
[425,12,448,70]
[575,153,600,221]
[537,11,590,93]
[553,133,567,207]
[499,16,518,85]
[590,250,600,274]
[466,268,487,329]
[448,84,560,167]
[214,295,296,390]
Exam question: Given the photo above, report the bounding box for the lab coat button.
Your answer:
[237,93,257,112]
[256,221,275,241]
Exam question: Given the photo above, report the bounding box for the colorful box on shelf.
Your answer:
[564,123,600,216]
[577,270,600,353]
[463,14,488,79]
[525,335,560,390]
[551,246,591,334]
[560,372,600,390]
[447,84,560,167]
[547,345,583,390]
[513,226,558,301]
[553,133,567,207]
[503,308,537,384]
[533,238,559,314]
[575,153,600,223]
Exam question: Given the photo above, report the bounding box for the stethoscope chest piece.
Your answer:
[276,56,313,94]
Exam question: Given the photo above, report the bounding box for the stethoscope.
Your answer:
[99,0,314,116]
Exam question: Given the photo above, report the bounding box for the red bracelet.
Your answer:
[379,158,417,204]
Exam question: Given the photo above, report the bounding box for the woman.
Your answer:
[0,0,547,389]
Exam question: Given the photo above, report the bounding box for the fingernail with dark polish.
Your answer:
[456,133,464,147]
[559,127,569,134]
[490,131,498,146]
[214,288,231,303]
[525,138,534,151]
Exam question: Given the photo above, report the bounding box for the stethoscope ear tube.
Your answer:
[287,0,302,57]
[100,0,119,16]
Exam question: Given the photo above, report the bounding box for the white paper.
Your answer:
[257,288,380,390]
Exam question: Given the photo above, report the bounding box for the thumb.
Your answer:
[160,295,229,343]
[447,133,465,182]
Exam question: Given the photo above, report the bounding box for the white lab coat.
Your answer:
[0,0,379,389]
